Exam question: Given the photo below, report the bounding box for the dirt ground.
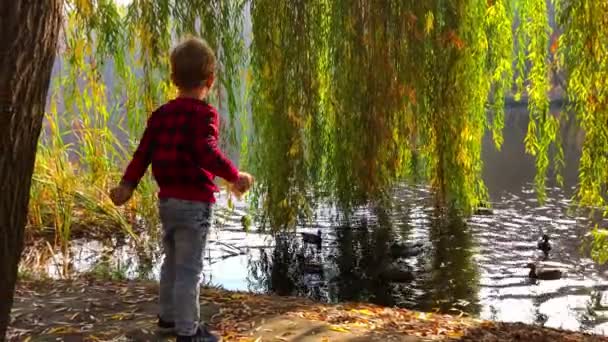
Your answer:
[7,278,608,342]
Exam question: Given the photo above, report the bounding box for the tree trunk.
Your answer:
[0,1,62,339]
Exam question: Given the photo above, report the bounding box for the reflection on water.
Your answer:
[23,106,608,334]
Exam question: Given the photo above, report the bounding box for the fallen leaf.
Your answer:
[329,325,350,333]
[230,293,246,300]
[447,330,464,339]
[46,326,80,334]
[351,308,375,316]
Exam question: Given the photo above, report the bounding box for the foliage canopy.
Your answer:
[33,0,608,256]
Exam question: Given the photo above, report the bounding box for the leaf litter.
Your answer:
[6,278,608,341]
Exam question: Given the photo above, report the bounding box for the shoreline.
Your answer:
[7,277,608,341]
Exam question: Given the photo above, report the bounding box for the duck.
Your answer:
[474,201,493,215]
[537,234,551,256]
[526,263,562,280]
[389,242,424,258]
[301,230,322,245]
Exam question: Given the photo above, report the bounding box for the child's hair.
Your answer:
[170,36,216,90]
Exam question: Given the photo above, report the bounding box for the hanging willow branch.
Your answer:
[555,0,608,261]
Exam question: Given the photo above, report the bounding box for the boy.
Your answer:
[110,36,253,342]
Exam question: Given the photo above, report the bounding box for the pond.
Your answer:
[23,103,608,335]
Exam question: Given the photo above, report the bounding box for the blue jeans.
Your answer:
[158,198,213,336]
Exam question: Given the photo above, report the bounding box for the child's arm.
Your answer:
[192,107,240,183]
[110,113,156,206]
[121,114,156,189]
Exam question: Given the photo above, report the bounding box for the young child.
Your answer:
[110,36,253,342]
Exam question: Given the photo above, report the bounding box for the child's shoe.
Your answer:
[157,315,175,333]
[176,325,221,342]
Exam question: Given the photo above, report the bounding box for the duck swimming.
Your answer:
[389,242,424,258]
[527,263,562,280]
[537,234,551,256]
[301,230,322,245]
[474,201,493,215]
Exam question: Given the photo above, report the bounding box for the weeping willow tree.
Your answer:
[555,1,608,261]
[249,0,608,250]
[251,0,516,227]
[326,0,416,211]
[249,0,328,230]
[516,0,562,202]
[394,0,505,210]
[247,0,608,271]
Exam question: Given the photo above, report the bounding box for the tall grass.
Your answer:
[27,36,164,277]
[25,6,249,278]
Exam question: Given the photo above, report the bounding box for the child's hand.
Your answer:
[234,172,254,194]
[109,184,134,206]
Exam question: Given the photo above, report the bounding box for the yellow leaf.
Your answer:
[329,325,350,333]
[447,331,464,338]
[111,313,128,320]
[424,12,434,34]
[416,312,433,320]
[486,5,496,18]
[47,326,79,334]
[76,0,92,17]
[230,293,246,300]
[288,143,299,157]
[351,308,375,316]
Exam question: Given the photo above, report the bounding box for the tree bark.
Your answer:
[0,1,62,339]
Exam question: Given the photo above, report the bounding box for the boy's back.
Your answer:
[121,98,239,203]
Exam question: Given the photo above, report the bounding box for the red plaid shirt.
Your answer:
[121,97,239,203]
